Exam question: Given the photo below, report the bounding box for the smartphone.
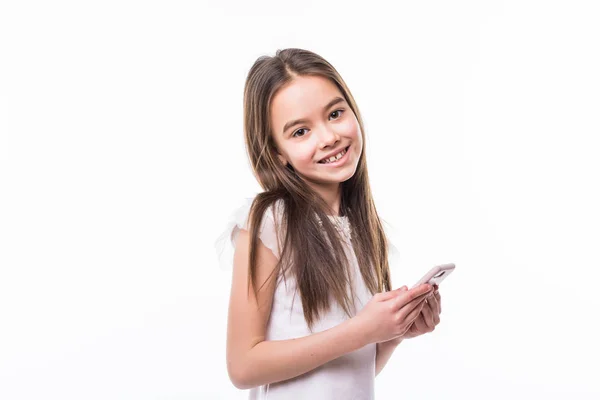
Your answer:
[411,263,455,289]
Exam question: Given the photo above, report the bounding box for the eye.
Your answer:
[291,109,345,138]
[329,109,344,120]
[292,128,308,138]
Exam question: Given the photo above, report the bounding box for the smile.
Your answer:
[318,146,350,165]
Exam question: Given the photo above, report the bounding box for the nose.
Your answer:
[317,126,340,149]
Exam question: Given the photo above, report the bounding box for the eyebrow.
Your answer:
[282,97,346,135]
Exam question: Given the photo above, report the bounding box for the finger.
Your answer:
[429,292,440,316]
[379,285,408,301]
[434,291,441,315]
[394,284,433,308]
[421,300,435,329]
[413,312,428,333]
[397,295,428,322]
[404,317,419,338]
[407,284,433,301]
[427,296,441,325]
[403,299,427,328]
[426,293,438,313]
[395,291,429,315]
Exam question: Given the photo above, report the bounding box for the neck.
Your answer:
[308,182,342,216]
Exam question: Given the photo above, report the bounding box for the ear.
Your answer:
[277,152,289,167]
[272,142,290,167]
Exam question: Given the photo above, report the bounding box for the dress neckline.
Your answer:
[320,214,351,240]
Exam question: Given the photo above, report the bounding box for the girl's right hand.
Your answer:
[354,284,434,344]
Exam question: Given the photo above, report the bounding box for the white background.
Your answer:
[1,1,599,399]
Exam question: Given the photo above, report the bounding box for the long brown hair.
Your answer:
[242,48,392,331]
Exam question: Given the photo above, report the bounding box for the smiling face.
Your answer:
[270,75,363,198]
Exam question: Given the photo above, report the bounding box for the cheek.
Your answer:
[297,149,316,164]
[340,117,361,140]
[290,146,316,166]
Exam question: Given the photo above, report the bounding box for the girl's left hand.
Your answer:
[387,285,441,344]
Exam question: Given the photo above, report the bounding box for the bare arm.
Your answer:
[226,228,368,390]
[375,339,403,376]
[235,317,367,389]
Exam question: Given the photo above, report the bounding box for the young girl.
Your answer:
[215,48,442,399]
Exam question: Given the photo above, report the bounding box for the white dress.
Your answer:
[215,196,377,400]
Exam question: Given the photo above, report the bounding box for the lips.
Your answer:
[318,146,350,164]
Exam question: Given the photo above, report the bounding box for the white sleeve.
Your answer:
[214,197,284,272]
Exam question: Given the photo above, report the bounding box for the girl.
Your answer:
[215,48,442,399]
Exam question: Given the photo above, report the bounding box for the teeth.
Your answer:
[320,148,347,164]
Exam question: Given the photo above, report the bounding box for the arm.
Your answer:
[226,228,369,389]
[235,317,367,389]
[374,290,442,377]
[375,338,403,376]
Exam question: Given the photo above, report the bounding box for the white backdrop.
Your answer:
[1,1,599,399]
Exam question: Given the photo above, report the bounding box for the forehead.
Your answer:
[270,75,343,131]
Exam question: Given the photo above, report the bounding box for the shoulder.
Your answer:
[248,197,286,260]
[231,195,286,233]
[215,194,287,268]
